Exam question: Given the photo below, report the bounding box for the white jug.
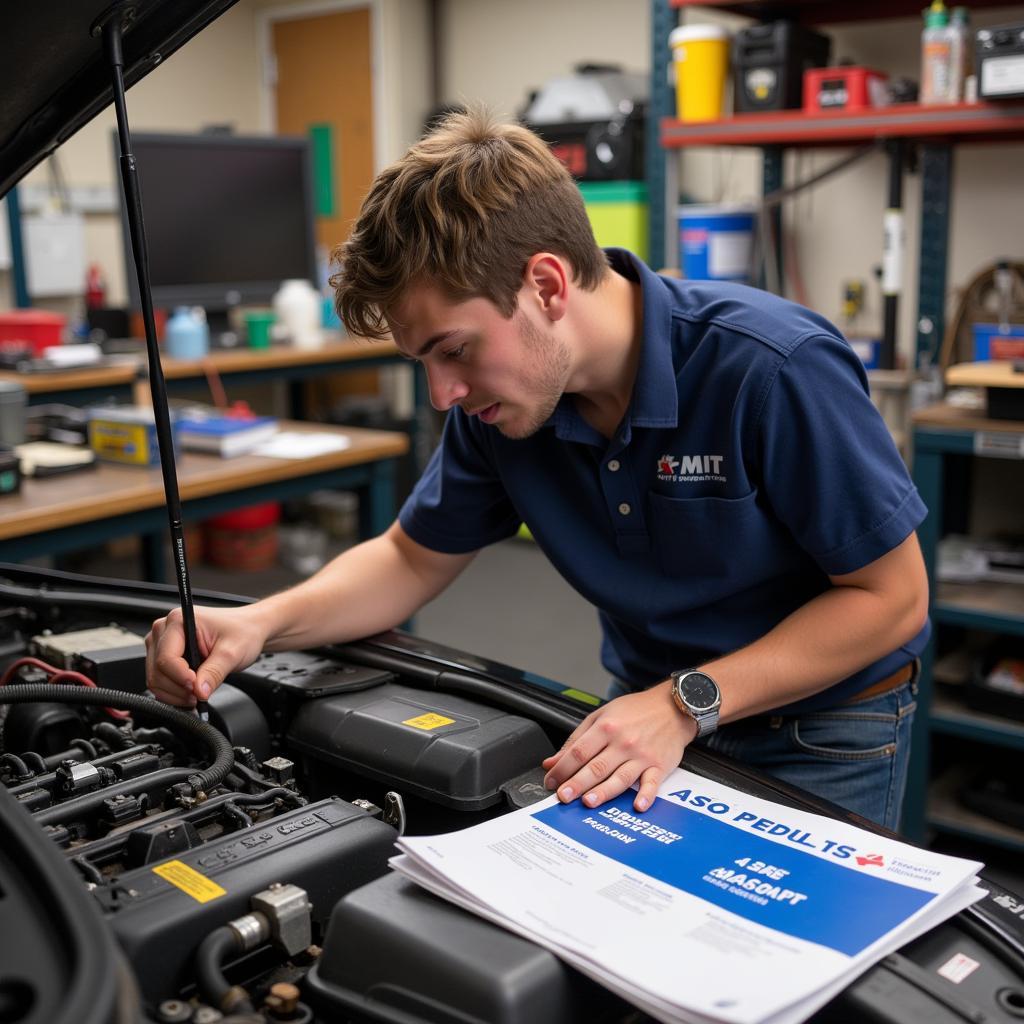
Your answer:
[273,279,323,350]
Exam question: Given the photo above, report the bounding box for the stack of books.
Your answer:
[175,412,278,457]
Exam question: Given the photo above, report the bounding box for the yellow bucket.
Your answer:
[669,24,730,122]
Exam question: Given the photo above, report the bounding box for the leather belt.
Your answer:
[843,662,914,705]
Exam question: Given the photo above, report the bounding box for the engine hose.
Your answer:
[11,744,156,797]
[92,722,134,751]
[196,927,255,1015]
[0,686,233,797]
[0,751,30,780]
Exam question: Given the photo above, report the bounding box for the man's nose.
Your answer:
[425,364,469,411]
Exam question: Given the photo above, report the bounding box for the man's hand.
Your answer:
[541,681,697,813]
[146,606,268,707]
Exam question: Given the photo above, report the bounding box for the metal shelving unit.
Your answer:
[649,1,1024,852]
[647,2,1024,369]
[910,405,1024,853]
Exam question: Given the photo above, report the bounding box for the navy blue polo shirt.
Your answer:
[399,249,929,713]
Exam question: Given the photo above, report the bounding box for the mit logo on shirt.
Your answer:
[657,453,726,483]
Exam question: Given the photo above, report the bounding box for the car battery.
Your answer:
[286,682,554,812]
[732,21,831,112]
[977,23,1024,100]
[803,66,889,113]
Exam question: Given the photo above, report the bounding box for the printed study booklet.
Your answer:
[393,767,986,1024]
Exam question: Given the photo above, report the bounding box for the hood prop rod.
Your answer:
[94,7,207,720]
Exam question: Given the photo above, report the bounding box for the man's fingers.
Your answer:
[633,765,664,813]
[193,646,242,700]
[147,679,197,708]
[579,759,646,810]
[542,726,608,794]
[549,709,601,762]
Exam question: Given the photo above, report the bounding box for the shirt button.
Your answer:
[607,459,621,472]
[618,502,631,516]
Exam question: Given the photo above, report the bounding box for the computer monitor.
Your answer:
[117,130,318,318]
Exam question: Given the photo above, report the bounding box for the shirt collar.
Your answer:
[606,248,678,430]
[546,248,679,442]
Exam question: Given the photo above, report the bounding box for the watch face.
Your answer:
[681,672,719,711]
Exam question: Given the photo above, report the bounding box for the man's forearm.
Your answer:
[237,525,473,654]
[702,575,927,723]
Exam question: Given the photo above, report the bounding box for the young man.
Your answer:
[147,109,929,829]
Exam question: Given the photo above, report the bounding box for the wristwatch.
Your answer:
[670,669,721,738]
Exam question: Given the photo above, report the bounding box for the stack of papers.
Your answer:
[393,767,985,1024]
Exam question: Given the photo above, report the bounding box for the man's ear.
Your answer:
[522,253,569,322]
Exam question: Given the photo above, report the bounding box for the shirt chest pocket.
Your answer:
[648,489,768,581]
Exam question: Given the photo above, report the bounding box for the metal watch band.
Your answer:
[671,669,721,738]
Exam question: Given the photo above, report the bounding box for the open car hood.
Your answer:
[0,0,237,197]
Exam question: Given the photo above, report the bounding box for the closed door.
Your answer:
[271,6,374,253]
[272,5,377,393]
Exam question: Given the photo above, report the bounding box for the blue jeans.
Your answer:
[606,671,918,830]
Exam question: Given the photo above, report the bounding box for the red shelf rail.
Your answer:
[660,102,1024,148]
[668,0,1018,25]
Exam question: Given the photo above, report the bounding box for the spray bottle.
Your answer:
[921,0,956,105]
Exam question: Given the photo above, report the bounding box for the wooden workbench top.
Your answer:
[912,402,1024,433]
[0,337,401,392]
[0,360,141,394]
[158,336,400,377]
[0,421,408,541]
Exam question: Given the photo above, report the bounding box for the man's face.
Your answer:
[389,282,572,440]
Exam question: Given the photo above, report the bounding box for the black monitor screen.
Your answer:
[119,131,317,311]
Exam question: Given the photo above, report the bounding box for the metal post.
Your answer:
[881,139,905,371]
[916,145,954,369]
[646,0,675,270]
[4,186,31,308]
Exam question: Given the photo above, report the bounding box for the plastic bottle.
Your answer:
[165,307,210,360]
[950,6,972,102]
[921,0,956,105]
[273,279,323,350]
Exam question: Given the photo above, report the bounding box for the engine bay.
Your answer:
[2,565,1024,1024]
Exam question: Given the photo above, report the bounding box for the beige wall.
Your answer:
[439,0,650,119]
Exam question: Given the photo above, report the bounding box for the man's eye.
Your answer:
[444,344,466,360]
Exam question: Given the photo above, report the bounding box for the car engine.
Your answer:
[2,566,1024,1024]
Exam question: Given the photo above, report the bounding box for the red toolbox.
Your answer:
[803,66,889,113]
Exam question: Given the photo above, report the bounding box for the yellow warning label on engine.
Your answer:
[152,860,226,903]
[402,712,456,730]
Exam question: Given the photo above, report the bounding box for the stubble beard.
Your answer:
[497,313,572,440]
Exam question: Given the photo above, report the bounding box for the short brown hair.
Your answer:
[331,107,608,340]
